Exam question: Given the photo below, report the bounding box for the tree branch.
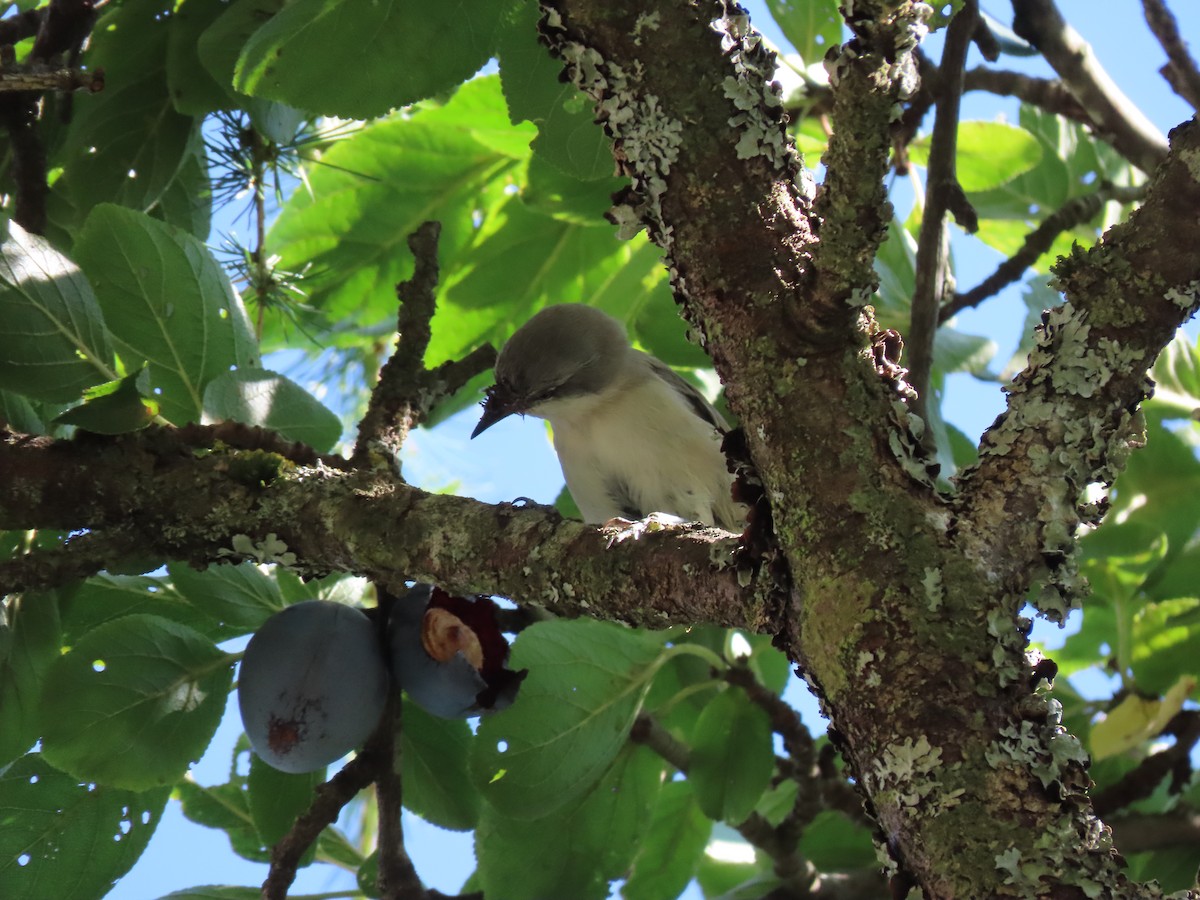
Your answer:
[0,526,151,593]
[954,118,1200,619]
[908,0,979,435]
[1012,0,1169,173]
[1093,710,1200,818]
[0,429,763,631]
[941,182,1148,321]
[1141,0,1200,112]
[352,222,493,465]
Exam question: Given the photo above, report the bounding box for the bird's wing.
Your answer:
[643,355,729,432]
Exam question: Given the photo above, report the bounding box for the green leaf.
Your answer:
[176,778,268,864]
[798,810,878,870]
[48,0,196,232]
[167,562,287,636]
[74,204,258,425]
[498,1,613,180]
[247,753,323,846]
[0,220,115,402]
[157,889,264,900]
[764,0,842,65]
[476,744,663,900]
[473,619,664,818]
[52,370,160,434]
[0,593,61,767]
[197,0,286,103]
[688,687,775,823]
[1146,332,1200,421]
[400,700,480,831]
[623,781,713,900]
[151,131,214,239]
[202,367,342,452]
[58,574,217,644]
[268,76,523,351]
[909,121,1043,193]
[167,0,239,115]
[234,0,512,118]
[522,154,626,225]
[0,753,170,900]
[40,614,235,790]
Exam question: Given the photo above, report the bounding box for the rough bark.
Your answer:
[4,1,1200,897]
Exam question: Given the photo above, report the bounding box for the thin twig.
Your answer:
[374,693,424,899]
[352,222,497,465]
[1141,0,1200,112]
[962,67,1088,123]
[1013,0,1168,173]
[0,67,103,93]
[262,751,381,899]
[0,9,44,46]
[908,0,979,439]
[941,183,1148,321]
[1093,710,1200,817]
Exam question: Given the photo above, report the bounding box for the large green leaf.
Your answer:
[400,700,480,831]
[0,753,170,900]
[908,121,1044,193]
[267,77,526,351]
[48,0,197,233]
[234,0,512,118]
[472,619,664,818]
[764,0,842,65]
[39,614,235,790]
[58,574,218,644]
[966,106,1136,265]
[0,220,115,402]
[475,744,663,900]
[623,781,713,900]
[0,593,61,767]
[74,205,258,425]
[688,687,775,823]
[167,0,241,115]
[246,754,324,846]
[497,1,613,180]
[167,562,286,636]
[202,367,342,452]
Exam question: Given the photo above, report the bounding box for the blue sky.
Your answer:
[107,2,1200,898]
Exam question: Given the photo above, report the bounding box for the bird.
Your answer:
[471,303,745,531]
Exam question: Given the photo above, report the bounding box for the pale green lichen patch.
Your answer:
[867,735,965,815]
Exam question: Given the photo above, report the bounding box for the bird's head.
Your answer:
[472,304,631,438]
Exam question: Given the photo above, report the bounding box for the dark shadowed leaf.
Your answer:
[0,753,170,900]
[40,614,235,790]
[472,619,664,818]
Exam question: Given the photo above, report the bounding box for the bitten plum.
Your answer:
[389,584,525,719]
[239,600,388,773]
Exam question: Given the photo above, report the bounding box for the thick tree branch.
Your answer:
[1012,0,1169,173]
[0,526,150,592]
[0,429,762,631]
[954,117,1200,629]
[1141,0,1200,112]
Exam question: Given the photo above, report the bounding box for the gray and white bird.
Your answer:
[471,304,744,531]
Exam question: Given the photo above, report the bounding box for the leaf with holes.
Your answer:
[0,593,61,768]
[0,753,170,900]
[39,614,235,790]
[472,619,664,819]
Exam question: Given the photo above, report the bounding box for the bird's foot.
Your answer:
[600,512,686,547]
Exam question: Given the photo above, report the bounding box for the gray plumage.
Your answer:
[472,304,744,531]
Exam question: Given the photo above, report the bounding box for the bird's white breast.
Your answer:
[533,363,741,530]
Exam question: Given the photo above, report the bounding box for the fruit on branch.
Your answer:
[389,584,525,719]
[239,600,389,773]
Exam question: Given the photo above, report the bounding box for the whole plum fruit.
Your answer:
[239,600,388,773]
[389,584,525,719]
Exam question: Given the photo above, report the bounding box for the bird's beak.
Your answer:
[471,385,519,438]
